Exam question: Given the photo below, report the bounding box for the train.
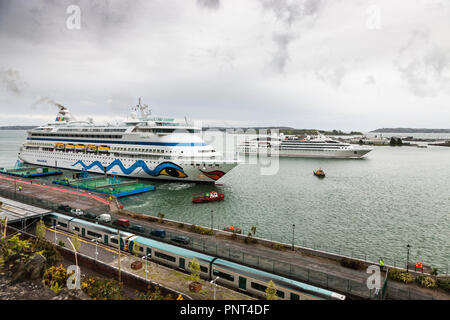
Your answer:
[43,212,346,300]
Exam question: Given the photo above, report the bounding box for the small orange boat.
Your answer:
[313,168,325,178]
[192,191,224,203]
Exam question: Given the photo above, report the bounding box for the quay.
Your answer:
[1,171,449,300]
[53,174,155,198]
[0,173,114,213]
[0,166,62,178]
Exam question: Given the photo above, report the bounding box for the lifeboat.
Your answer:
[192,191,224,203]
[55,143,65,150]
[65,144,75,150]
[313,169,325,178]
[87,145,98,152]
[75,144,85,151]
[98,145,110,152]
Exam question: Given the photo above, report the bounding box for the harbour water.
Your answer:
[1,129,449,271]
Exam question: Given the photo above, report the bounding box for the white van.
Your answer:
[98,214,111,223]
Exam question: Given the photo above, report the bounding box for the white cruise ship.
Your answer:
[18,99,240,182]
[239,134,373,158]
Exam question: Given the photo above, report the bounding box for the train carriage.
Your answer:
[69,217,134,248]
[44,212,134,249]
[44,212,74,232]
[211,258,345,300]
[128,236,215,279]
[43,213,346,300]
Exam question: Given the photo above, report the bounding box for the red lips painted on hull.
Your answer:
[200,170,225,181]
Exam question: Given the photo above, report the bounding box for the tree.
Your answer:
[250,226,257,237]
[265,280,278,300]
[133,241,141,257]
[189,257,201,283]
[35,220,46,239]
[71,232,81,252]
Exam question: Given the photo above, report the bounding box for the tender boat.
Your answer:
[192,191,224,203]
[313,169,325,178]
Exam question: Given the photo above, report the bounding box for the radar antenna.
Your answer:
[133,97,151,118]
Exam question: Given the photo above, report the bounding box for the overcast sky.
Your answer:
[0,0,449,131]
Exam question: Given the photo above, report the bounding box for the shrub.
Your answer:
[137,285,175,300]
[415,275,437,289]
[81,277,122,300]
[33,239,62,267]
[340,258,365,270]
[437,278,450,293]
[272,243,285,251]
[190,225,213,236]
[388,268,413,284]
[44,264,72,293]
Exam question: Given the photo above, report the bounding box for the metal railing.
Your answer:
[0,186,446,300]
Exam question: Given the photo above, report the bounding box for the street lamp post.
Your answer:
[91,237,101,261]
[292,224,295,251]
[211,210,213,231]
[67,237,79,274]
[50,225,57,244]
[142,253,151,281]
[210,276,219,300]
[406,244,411,272]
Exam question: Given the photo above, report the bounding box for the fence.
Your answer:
[0,184,446,300]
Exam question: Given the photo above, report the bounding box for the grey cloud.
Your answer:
[197,0,220,10]
[259,0,324,73]
[365,75,376,86]
[315,65,347,88]
[396,28,450,97]
[271,33,294,73]
[0,68,27,95]
[259,0,322,25]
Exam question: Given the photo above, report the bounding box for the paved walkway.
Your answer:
[0,173,112,211]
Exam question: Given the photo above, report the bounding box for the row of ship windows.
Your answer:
[26,148,215,160]
[31,133,123,139]
[23,151,220,166]
[28,144,213,154]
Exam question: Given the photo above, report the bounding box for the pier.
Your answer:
[0,166,62,178]
[52,173,155,198]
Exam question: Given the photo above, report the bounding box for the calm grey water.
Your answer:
[1,130,449,271]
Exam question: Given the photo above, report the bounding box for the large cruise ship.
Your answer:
[18,99,240,182]
[239,134,373,158]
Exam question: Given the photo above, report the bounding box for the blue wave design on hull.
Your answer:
[72,159,186,177]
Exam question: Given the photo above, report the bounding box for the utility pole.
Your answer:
[292,224,295,251]
[117,229,121,283]
[406,244,411,272]
[211,210,213,231]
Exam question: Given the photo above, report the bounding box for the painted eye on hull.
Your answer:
[160,167,187,178]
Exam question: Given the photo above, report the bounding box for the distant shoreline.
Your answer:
[371,128,450,133]
[0,126,37,130]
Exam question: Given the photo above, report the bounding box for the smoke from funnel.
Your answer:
[33,96,67,110]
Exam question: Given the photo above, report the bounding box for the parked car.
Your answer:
[150,229,166,239]
[170,235,190,245]
[129,224,145,233]
[98,214,111,223]
[82,212,97,220]
[112,218,130,228]
[70,208,84,216]
[58,205,72,213]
